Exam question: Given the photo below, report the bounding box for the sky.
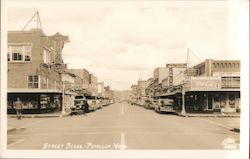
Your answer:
[6,1,245,90]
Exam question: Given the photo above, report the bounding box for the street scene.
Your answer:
[4,2,247,158]
[8,102,240,150]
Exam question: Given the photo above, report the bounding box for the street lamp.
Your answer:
[180,78,190,116]
[61,82,66,115]
[181,84,186,116]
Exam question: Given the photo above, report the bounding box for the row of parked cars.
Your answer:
[129,97,175,114]
[70,95,114,115]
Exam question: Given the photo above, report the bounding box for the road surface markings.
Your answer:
[8,131,231,137]
[120,132,126,150]
[198,118,233,130]
[121,104,124,116]
[7,139,25,147]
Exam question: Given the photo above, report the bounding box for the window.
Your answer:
[221,76,240,88]
[8,44,32,62]
[24,46,31,61]
[28,75,39,88]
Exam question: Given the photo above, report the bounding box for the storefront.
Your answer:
[184,77,240,113]
[185,91,240,113]
[8,89,62,114]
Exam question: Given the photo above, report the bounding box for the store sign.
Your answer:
[166,63,187,68]
[190,77,221,90]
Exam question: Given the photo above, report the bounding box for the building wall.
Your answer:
[162,67,187,87]
[153,67,169,84]
[8,29,61,89]
[89,74,98,95]
[97,82,104,96]
[68,69,90,89]
[193,59,240,77]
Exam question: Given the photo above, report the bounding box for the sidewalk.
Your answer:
[176,112,240,118]
[7,112,71,133]
[7,111,71,118]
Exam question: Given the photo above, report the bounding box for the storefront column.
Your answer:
[61,83,66,115]
[181,86,186,115]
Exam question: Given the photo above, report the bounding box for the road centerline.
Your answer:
[120,132,126,150]
[121,103,124,116]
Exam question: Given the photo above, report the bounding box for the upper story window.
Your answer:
[28,75,39,88]
[8,44,32,62]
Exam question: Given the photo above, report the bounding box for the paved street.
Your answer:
[8,102,240,150]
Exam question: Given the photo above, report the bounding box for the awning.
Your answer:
[8,88,62,93]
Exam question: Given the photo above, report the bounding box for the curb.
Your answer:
[176,113,240,118]
[8,113,71,118]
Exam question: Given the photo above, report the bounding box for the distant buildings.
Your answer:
[131,59,240,113]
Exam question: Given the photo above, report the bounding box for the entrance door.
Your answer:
[220,93,227,112]
[207,93,212,110]
[213,93,220,110]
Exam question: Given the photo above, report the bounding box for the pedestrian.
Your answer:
[84,101,89,113]
[14,97,23,120]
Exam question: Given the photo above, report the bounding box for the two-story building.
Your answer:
[183,59,240,113]
[7,29,70,114]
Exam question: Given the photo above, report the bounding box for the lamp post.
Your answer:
[61,82,66,115]
[181,84,186,116]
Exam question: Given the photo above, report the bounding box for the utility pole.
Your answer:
[181,48,190,116]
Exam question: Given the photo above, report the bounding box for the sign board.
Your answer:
[190,77,221,90]
[166,63,187,68]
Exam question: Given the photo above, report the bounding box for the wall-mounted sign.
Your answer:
[166,63,187,68]
[190,77,221,90]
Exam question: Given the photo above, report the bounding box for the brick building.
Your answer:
[7,29,70,114]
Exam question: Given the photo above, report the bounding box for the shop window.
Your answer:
[28,75,39,88]
[22,95,39,109]
[8,45,32,62]
[214,93,220,109]
[8,94,38,109]
[229,93,235,108]
[40,94,50,109]
[7,101,13,109]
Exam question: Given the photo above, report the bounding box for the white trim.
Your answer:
[8,88,62,93]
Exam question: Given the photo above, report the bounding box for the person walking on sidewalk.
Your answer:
[14,98,23,120]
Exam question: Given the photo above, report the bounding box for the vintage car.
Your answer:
[155,98,175,114]
[70,96,86,115]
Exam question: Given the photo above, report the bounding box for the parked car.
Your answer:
[145,99,158,110]
[86,96,102,111]
[155,98,175,114]
[70,96,86,115]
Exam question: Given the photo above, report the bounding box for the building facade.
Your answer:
[183,59,240,113]
[153,67,169,84]
[89,73,98,96]
[7,29,69,114]
[97,82,105,97]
